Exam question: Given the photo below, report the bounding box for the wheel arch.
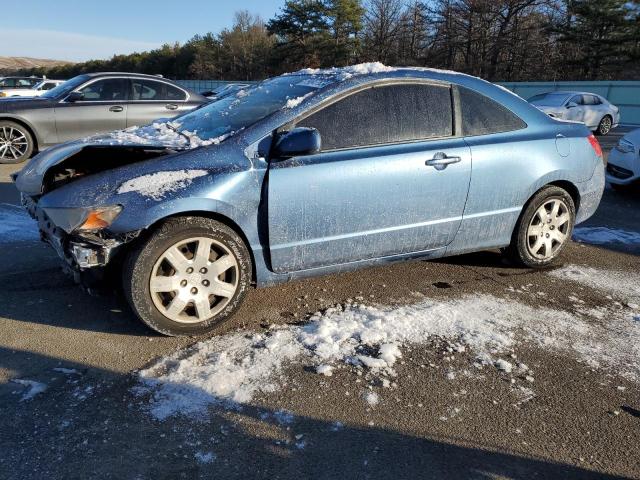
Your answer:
[547,180,580,213]
[135,209,257,284]
[0,116,40,152]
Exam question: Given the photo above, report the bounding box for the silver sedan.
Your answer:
[529,91,620,135]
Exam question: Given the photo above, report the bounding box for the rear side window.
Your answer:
[459,87,526,136]
[132,79,186,101]
[297,83,453,151]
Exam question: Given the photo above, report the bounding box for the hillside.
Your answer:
[0,56,73,72]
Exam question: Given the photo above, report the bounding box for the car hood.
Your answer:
[621,128,640,147]
[14,129,195,196]
[0,96,53,111]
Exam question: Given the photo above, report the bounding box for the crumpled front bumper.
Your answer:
[21,194,138,275]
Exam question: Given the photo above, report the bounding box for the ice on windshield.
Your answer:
[172,76,323,142]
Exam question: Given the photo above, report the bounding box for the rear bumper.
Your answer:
[21,194,138,275]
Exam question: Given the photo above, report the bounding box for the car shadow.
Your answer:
[0,346,632,480]
[0,180,20,205]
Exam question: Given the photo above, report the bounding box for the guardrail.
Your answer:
[176,79,640,127]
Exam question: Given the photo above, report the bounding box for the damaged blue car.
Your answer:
[14,64,605,336]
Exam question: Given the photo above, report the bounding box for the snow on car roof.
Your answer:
[284,62,470,82]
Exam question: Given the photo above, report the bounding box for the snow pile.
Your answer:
[117,169,208,200]
[137,292,640,420]
[573,226,640,245]
[0,203,39,243]
[291,62,464,81]
[138,329,303,420]
[12,379,47,401]
[94,121,234,149]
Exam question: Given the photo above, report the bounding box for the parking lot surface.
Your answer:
[1,131,639,479]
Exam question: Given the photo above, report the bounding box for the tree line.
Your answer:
[7,0,640,82]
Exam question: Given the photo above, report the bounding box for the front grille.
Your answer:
[607,163,633,179]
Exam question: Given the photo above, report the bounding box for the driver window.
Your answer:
[78,78,128,101]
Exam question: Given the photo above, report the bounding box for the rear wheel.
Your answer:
[123,216,252,336]
[596,115,613,136]
[508,186,575,268]
[0,121,34,164]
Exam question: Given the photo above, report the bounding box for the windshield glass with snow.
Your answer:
[173,76,324,142]
[528,93,571,107]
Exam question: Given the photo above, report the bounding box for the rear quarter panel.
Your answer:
[447,121,598,255]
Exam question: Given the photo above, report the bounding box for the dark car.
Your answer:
[0,73,208,163]
[15,65,605,336]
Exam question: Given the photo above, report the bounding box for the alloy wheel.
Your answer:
[526,198,571,260]
[0,126,28,161]
[599,116,612,135]
[150,237,239,323]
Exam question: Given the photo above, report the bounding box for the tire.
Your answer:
[0,120,34,164]
[596,115,613,136]
[508,186,576,268]
[123,216,252,336]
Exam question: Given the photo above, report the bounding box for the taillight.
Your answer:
[587,134,603,158]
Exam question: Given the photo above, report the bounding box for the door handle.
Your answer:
[425,152,461,170]
[165,104,179,110]
[109,106,124,112]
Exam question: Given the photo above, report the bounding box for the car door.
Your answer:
[54,77,128,142]
[565,94,586,123]
[126,79,192,128]
[267,81,472,273]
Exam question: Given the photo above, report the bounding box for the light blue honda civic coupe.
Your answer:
[14,64,605,336]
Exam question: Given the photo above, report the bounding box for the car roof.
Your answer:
[540,91,604,97]
[83,72,175,80]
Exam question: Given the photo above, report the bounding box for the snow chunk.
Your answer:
[316,364,334,376]
[194,451,215,464]
[495,359,513,373]
[12,379,47,401]
[117,170,208,200]
[284,92,314,109]
[364,391,380,407]
[573,227,640,245]
[0,203,39,244]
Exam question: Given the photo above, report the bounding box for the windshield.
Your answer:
[41,75,88,99]
[528,93,570,107]
[173,75,326,141]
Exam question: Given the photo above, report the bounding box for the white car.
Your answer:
[0,79,65,98]
[607,128,640,188]
[529,91,620,135]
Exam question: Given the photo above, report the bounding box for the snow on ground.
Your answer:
[117,170,208,200]
[11,379,47,401]
[136,289,640,420]
[573,226,640,245]
[0,203,39,243]
[549,264,640,302]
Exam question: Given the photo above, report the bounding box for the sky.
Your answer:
[1,0,284,61]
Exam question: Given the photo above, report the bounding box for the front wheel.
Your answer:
[508,186,575,268]
[123,217,252,336]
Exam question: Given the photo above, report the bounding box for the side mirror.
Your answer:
[566,102,578,109]
[65,91,84,103]
[273,127,321,158]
